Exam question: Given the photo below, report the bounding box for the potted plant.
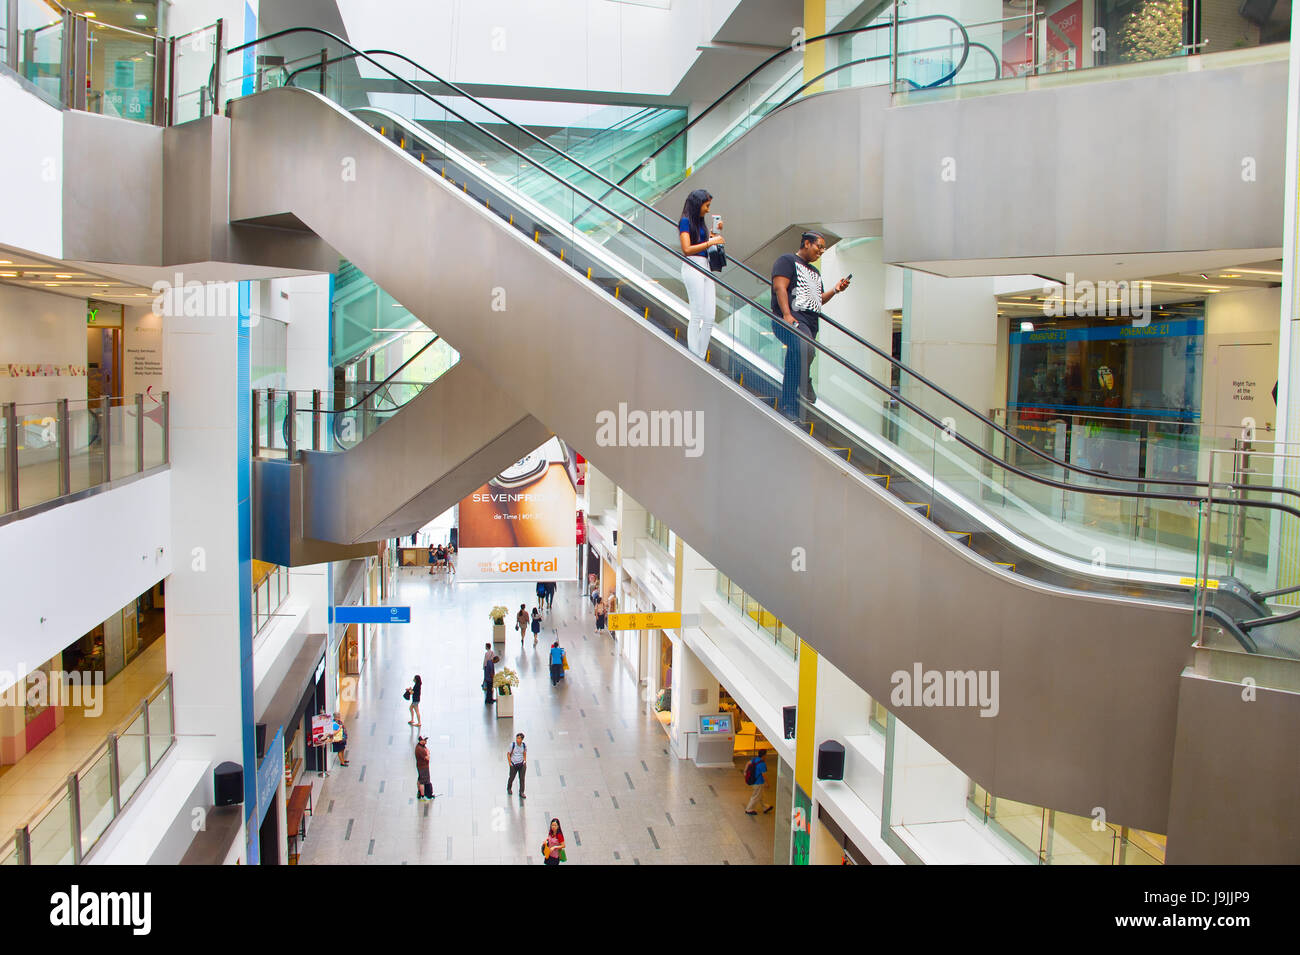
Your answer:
[489,606,508,645]
[494,667,519,718]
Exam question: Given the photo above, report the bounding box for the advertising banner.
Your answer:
[457,437,579,582]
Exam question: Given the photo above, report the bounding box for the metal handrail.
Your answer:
[606,15,980,197]
[221,28,1300,525]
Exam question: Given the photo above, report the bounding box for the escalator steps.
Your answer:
[906,502,931,518]
[995,561,1017,572]
[946,531,972,546]
[866,474,890,488]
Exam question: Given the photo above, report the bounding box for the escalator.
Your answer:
[220,30,1300,832]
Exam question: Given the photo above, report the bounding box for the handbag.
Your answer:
[562,651,570,671]
[403,688,411,701]
[559,848,567,862]
[707,243,726,272]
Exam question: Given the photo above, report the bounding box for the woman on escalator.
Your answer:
[678,189,725,360]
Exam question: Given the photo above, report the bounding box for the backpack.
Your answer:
[744,759,756,785]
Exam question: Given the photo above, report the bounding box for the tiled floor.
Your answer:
[0,637,168,837]
[298,572,778,865]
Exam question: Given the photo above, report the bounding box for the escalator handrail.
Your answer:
[225,28,1300,526]
[260,333,443,416]
[608,16,978,196]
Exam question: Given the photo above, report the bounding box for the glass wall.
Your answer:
[967,781,1166,864]
[646,511,674,553]
[715,572,799,658]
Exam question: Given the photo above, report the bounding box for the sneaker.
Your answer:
[745,810,758,816]
[506,789,512,796]
[519,793,526,799]
[763,806,773,813]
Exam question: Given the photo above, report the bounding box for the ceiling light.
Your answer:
[44,282,60,286]
[135,13,147,19]
[55,273,73,278]
[0,272,16,278]
[83,11,97,17]
[1233,268,1283,278]
[1020,321,1034,331]
[0,260,10,265]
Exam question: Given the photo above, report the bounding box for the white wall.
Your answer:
[123,306,165,403]
[0,471,171,691]
[1201,286,1282,442]
[0,285,88,405]
[0,72,62,258]
[250,274,331,393]
[335,0,714,97]
[901,270,1000,416]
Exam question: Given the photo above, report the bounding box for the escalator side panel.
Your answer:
[299,358,550,543]
[228,86,1192,834]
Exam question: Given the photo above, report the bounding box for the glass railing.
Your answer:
[4,673,175,865]
[86,18,159,123]
[967,781,1166,864]
[215,31,1300,631]
[331,258,426,367]
[169,22,221,124]
[1,393,169,517]
[1192,442,1300,658]
[716,572,799,659]
[11,0,65,104]
[254,563,290,634]
[252,335,459,456]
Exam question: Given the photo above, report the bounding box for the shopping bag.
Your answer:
[562,651,570,671]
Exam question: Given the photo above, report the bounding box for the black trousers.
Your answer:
[507,762,526,794]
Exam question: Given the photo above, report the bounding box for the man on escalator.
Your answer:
[770,232,849,425]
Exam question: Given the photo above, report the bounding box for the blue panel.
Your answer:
[1010,317,1203,345]
[334,605,411,624]
[237,280,258,863]
[256,459,294,565]
[242,3,257,97]
[255,727,284,824]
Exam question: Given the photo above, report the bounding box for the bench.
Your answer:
[286,784,313,864]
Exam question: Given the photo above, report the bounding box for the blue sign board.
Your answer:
[333,605,411,624]
[256,726,284,824]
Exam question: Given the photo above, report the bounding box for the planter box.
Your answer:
[493,622,506,644]
[496,691,515,719]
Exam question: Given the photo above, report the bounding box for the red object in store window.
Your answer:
[576,511,586,545]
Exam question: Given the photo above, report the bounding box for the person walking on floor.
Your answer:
[483,643,498,704]
[530,607,542,647]
[516,604,530,647]
[544,582,555,610]
[427,542,436,576]
[406,675,422,726]
[541,818,566,865]
[743,751,773,815]
[770,231,850,425]
[506,732,527,799]
[549,640,565,686]
[678,188,725,359]
[415,735,433,800]
[536,581,547,612]
[594,595,608,636]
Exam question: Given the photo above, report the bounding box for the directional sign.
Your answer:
[606,612,680,631]
[333,605,411,624]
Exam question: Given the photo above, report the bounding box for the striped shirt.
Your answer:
[509,742,526,765]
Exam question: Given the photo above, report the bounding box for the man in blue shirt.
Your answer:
[744,751,772,814]
[549,641,566,686]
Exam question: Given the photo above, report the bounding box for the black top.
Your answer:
[410,680,422,704]
[771,253,824,333]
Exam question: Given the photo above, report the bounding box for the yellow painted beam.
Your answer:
[803,0,826,95]
[795,640,818,793]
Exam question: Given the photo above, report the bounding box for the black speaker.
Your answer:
[782,705,797,740]
[255,722,268,760]
[450,527,458,549]
[1238,0,1277,24]
[214,761,244,806]
[817,740,845,781]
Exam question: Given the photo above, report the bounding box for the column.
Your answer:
[162,279,258,862]
[791,638,819,864]
[672,640,719,764]
[1274,8,1300,602]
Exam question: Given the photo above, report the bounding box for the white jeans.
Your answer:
[682,256,716,359]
